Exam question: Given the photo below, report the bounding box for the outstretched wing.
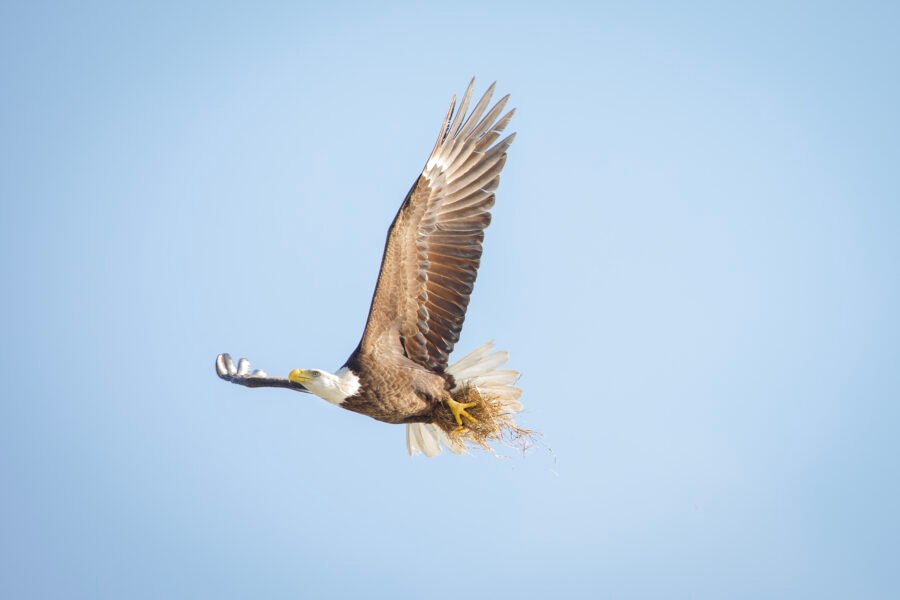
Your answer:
[358,80,515,373]
[215,353,310,393]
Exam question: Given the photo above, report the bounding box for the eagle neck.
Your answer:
[318,367,361,405]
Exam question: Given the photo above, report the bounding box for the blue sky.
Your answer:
[2,1,898,598]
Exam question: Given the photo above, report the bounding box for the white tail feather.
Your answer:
[406,423,464,457]
[405,341,522,457]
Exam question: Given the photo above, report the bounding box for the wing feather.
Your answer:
[356,81,515,372]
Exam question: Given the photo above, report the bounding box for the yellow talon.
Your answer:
[447,398,478,427]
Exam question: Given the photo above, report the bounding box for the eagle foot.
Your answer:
[447,398,478,427]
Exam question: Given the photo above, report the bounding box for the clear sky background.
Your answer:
[2,1,898,598]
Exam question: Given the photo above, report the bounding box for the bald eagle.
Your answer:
[215,80,526,456]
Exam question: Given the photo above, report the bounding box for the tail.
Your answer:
[406,342,523,457]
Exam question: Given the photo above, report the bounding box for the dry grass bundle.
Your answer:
[433,385,537,453]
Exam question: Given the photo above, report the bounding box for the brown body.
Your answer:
[216,80,514,429]
[341,346,454,424]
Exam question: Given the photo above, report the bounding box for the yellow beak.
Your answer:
[288,369,311,384]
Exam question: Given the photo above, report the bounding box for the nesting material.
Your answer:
[433,385,537,453]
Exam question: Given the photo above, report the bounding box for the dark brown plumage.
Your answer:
[216,80,521,455]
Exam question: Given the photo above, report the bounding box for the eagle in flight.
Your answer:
[216,80,526,456]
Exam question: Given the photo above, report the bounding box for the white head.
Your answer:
[288,367,360,405]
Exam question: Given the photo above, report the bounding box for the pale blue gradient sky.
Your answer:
[2,1,898,598]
